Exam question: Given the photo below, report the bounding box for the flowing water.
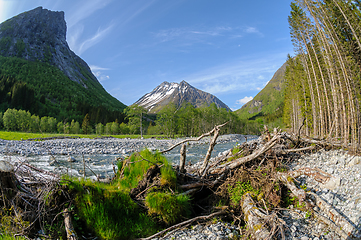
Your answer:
[0,135,258,179]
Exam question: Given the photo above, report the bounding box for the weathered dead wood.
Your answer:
[211,133,281,174]
[179,144,186,172]
[160,122,228,154]
[63,208,78,240]
[289,167,332,184]
[22,163,59,178]
[140,210,227,240]
[308,192,360,239]
[199,123,226,177]
[180,169,228,191]
[130,164,160,199]
[277,172,306,202]
[0,161,20,204]
[180,188,200,196]
[277,145,315,154]
[287,134,343,148]
[241,193,272,239]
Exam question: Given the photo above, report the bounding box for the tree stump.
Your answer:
[0,160,19,205]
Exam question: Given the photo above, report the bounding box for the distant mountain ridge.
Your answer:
[0,7,125,122]
[135,80,230,113]
[236,62,287,119]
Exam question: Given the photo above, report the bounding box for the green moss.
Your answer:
[228,181,260,205]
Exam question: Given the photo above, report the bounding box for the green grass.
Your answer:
[63,149,188,239]
[145,192,190,225]
[0,131,166,140]
[64,177,158,240]
[0,235,28,240]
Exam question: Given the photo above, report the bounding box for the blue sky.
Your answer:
[0,0,293,111]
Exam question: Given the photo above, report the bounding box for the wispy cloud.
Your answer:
[153,25,262,45]
[246,27,264,37]
[67,0,113,28]
[182,53,286,95]
[90,65,110,82]
[78,24,114,55]
[236,96,253,105]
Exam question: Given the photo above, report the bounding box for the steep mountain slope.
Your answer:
[0,7,126,123]
[135,80,230,113]
[236,62,287,119]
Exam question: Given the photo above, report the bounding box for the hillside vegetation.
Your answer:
[0,56,126,123]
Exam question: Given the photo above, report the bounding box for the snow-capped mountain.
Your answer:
[134,80,230,113]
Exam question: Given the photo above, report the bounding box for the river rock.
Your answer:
[321,176,341,190]
[67,156,76,162]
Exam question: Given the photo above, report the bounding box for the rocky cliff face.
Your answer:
[0,7,98,87]
[135,80,230,113]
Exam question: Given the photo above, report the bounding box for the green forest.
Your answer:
[284,0,361,149]
[0,56,126,124]
[0,103,264,137]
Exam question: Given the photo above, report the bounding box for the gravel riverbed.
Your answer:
[155,148,361,240]
[0,134,249,156]
[1,135,360,239]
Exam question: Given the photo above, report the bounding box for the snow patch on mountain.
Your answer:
[134,81,230,113]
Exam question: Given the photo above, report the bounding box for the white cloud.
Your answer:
[258,75,265,80]
[76,24,114,55]
[90,65,110,82]
[236,96,253,105]
[256,87,262,90]
[245,26,264,37]
[67,0,113,28]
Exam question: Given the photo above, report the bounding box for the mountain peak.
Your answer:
[134,81,230,113]
[0,7,99,87]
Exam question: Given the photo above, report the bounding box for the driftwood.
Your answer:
[289,167,332,184]
[199,123,225,177]
[211,132,281,174]
[140,210,227,240]
[241,193,272,239]
[0,161,19,199]
[160,122,228,154]
[179,144,186,172]
[277,172,306,202]
[63,208,78,240]
[308,192,360,239]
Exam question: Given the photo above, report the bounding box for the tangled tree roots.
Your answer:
[0,157,72,239]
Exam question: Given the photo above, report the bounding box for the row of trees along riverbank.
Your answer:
[284,0,361,150]
[0,103,263,136]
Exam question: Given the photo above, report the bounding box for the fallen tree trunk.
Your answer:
[211,133,281,174]
[289,167,332,184]
[308,192,359,239]
[0,161,19,203]
[277,172,306,202]
[241,193,272,239]
[63,208,78,240]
